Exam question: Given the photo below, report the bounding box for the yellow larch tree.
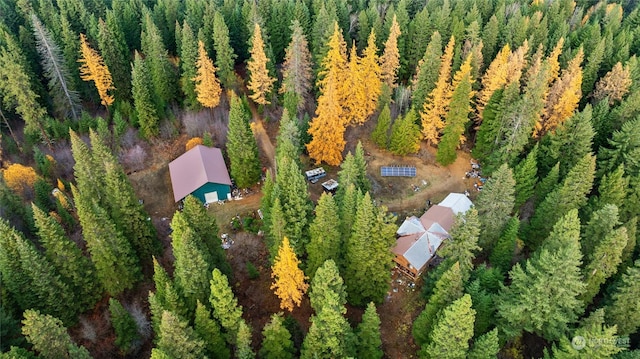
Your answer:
[247,23,276,105]
[2,163,38,198]
[78,33,115,108]
[185,137,203,151]
[538,47,584,136]
[193,41,222,109]
[420,35,455,145]
[270,237,308,312]
[341,44,368,125]
[475,44,511,123]
[593,62,632,104]
[360,30,382,118]
[306,22,348,166]
[547,37,565,84]
[379,15,402,90]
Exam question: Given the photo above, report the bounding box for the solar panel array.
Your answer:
[381,166,417,177]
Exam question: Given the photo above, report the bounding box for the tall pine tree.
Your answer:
[226,92,261,188]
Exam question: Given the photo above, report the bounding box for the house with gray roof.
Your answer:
[392,193,473,279]
[169,145,232,204]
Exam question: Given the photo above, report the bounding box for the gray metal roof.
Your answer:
[168,145,232,202]
[438,193,473,215]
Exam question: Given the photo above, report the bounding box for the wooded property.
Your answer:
[1,0,640,357]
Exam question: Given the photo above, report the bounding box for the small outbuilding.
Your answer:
[169,145,232,204]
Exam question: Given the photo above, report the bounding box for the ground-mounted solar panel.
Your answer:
[380,166,417,177]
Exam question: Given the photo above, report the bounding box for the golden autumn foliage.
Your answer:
[421,36,455,145]
[247,23,276,105]
[476,44,510,122]
[52,188,69,209]
[547,38,565,84]
[2,163,38,197]
[593,62,632,104]
[185,137,203,151]
[78,33,115,107]
[341,45,368,125]
[380,15,402,90]
[307,22,348,166]
[538,48,583,137]
[506,40,529,86]
[360,30,382,119]
[193,41,222,109]
[270,237,308,312]
[57,178,65,191]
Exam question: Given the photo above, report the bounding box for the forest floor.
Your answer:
[114,112,482,357]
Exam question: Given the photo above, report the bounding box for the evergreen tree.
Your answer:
[0,33,48,140]
[213,11,237,89]
[581,226,627,305]
[226,91,261,188]
[181,195,231,277]
[438,209,481,280]
[300,304,353,359]
[275,109,302,161]
[389,109,421,155]
[309,259,347,314]
[281,19,312,112]
[605,260,640,335]
[193,41,222,109]
[178,22,199,109]
[306,22,347,166]
[489,217,519,273]
[597,118,640,177]
[21,309,91,359]
[0,219,76,324]
[32,205,101,313]
[535,162,560,205]
[171,214,214,313]
[467,328,500,359]
[582,204,620,260]
[268,197,287,259]
[552,309,622,358]
[591,164,627,214]
[420,294,475,359]
[194,301,230,359]
[421,35,455,145]
[474,164,516,250]
[72,184,141,296]
[371,104,391,149]
[273,155,312,256]
[156,310,206,359]
[235,320,255,359]
[526,154,596,249]
[498,210,585,341]
[344,192,396,306]
[209,269,243,341]
[247,23,276,105]
[306,193,342,277]
[412,262,464,347]
[260,313,294,359]
[78,33,115,109]
[131,52,160,139]
[464,279,496,337]
[550,107,596,179]
[31,14,81,121]
[109,298,140,354]
[412,31,442,112]
[271,237,309,312]
[513,144,539,209]
[141,13,177,110]
[355,302,383,359]
[98,14,131,101]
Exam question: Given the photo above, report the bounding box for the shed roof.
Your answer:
[438,193,473,215]
[169,145,232,202]
[420,205,455,232]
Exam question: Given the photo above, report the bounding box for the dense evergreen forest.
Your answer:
[1,0,640,357]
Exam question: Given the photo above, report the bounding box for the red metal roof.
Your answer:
[168,145,232,202]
